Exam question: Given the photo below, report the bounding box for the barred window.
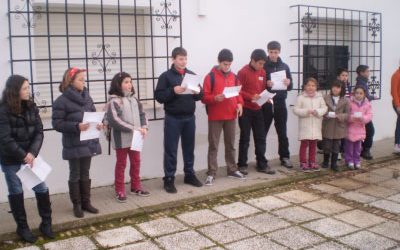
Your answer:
[290,5,382,96]
[7,0,182,130]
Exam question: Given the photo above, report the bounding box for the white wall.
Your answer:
[1,0,399,202]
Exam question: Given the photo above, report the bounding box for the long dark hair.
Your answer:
[330,79,346,98]
[108,72,135,97]
[1,75,33,114]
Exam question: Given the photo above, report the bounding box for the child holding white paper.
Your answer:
[321,80,349,171]
[293,78,327,172]
[105,72,149,202]
[52,67,102,218]
[344,86,373,169]
[0,75,54,242]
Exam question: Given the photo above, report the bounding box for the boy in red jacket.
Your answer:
[202,49,245,186]
[237,49,275,175]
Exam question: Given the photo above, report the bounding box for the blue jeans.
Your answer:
[1,164,48,195]
[163,114,196,178]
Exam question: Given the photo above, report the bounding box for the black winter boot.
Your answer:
[80,179,99,214]
[163,176,177,193]
[322,153,330,168]
[8,193,37,243]
[68,181,84,218]
[361,148,373,160]
[35,191,55,239]
[331,153,339,172]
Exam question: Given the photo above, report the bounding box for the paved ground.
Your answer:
[1,138,400,249]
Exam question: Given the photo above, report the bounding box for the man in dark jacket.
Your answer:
[154,47,203,193]
[263,41,293,168]
[355,65,375,160]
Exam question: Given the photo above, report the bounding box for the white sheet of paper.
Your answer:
[180,74,201,94]
[270,70,288,90]
[222,85,242,98]
[131,130,144,151]
[328,112,336,118]
[254,90,276,106]
[80,112,105,141]
[16,156,52,189]
[354,112,362,118]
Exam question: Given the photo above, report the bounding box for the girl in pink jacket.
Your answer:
[345,85,373,169]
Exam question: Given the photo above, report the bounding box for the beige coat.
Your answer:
[293,92,327,140]
[322,94,349,139]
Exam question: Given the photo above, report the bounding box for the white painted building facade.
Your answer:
[0,0,399,202]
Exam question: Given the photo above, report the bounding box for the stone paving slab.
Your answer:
[370,168,397,178]
[212,202,260,219]
[267,226,325,250]
[112,241,160,250]
[339,191,379,203]
[94,226,144,248]
[225,236,287,250]
[303,218,358,238]
[338,231,397,250]
[377,179,400,190]
[246,195,291,211]
[272,206,324,223]
[155,230,214,250]
[274,190,320,204]
[356,184,398,198]
[369,221,400,241]
[137,218,187,237]
[176,209,226,227]
[14,247,41,250]
[326,178,365,190]
[350,172,391,184]
[43,236,97,250]
[307,241,351,250]
[309,183,344,194]
[236,213,291,234]
[302,199,352,215]
[198,221,256,244]
[387,193,400,203]
[333,209,386,228]
[370,199,400,213]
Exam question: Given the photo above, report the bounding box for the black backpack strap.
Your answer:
[209,72,215,92]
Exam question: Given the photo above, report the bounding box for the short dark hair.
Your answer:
[108,72,135,97]
[250,49,267,62]
[330,79,345,97]
[356,65,369,75]
[336,67,349,77]
[267,41,281,51]
[171,47,187,59]
[218,49,233,62]
[302,77,318,90]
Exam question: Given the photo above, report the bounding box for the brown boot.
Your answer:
[68,181,84,218]
[80,179,99,214]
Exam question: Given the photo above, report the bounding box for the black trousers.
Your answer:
[238,108,267,169]
[262,100,290,159]
[362,121,375,149]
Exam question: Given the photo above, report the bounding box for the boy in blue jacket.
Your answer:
[155,47,204,193]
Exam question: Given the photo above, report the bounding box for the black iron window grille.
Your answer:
[290,5,382,98]
[7,0,183,130]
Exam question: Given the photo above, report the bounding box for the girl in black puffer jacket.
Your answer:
[52,67,102,218]
[0,75,54,243]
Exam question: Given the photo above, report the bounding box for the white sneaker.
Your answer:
[205,176,214,186]
[228,171,246,180]
[355,163,361,169]
[394,144,400,154]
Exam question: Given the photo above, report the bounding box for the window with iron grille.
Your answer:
[290,5,382,96]
[7,0,182,130]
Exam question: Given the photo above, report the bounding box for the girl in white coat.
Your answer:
[293,78,327,172]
